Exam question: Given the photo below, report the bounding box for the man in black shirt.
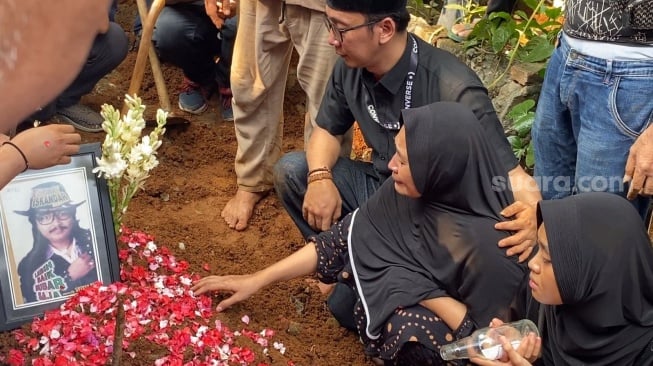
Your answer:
[273,0,540,256]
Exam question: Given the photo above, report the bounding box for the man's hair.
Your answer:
[368,8,411,32]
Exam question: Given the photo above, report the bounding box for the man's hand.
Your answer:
[67,253,95,281]
[624,127,653,199]
[494,201,536,262]
[204,0,237,28]
[302,179,342,232]
[191,273,262,312]
[10,125,81,169]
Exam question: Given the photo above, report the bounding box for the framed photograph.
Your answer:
[0,143,119,331]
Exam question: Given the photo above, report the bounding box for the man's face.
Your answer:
[34,208,75,244]
[324,6,380,68]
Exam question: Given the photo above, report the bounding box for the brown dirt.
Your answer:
[0,2,373,365]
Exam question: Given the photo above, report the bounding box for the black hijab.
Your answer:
[538,192,653,365]
[348,102,527,339]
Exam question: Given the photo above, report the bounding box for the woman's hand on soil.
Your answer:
[191,273,262,312]
[494,201,536,262]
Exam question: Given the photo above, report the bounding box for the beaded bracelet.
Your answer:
[307,167,331,178]
[2,141,29,172]
[307,171,333,185]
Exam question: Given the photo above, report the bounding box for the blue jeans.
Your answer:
[151,1,237,88]
[273,152,384,239]
[532,33,653,218]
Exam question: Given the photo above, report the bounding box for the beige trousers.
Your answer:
[231,1,339,192]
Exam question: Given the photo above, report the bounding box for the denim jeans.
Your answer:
[532,33,653,218]
[273,152,384,239]
[29,22,128,121]
[151,1,237,87]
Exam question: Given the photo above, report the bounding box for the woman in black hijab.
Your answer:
[192,102,530,365]
[474,192,653,366]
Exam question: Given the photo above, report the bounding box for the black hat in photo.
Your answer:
[14,181,85,216]
[326,0,407,14]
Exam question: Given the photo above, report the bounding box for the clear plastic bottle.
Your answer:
[440,319,539,361]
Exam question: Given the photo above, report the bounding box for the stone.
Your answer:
[510,62,546,86]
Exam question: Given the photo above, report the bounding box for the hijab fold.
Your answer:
[538,193,653,365]
[348,102,527,338]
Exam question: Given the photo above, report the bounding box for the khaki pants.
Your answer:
[231,1,341,192]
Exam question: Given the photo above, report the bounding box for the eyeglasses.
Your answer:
[323,16,379,44]
[34,209,75,225]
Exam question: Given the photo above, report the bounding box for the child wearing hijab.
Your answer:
[473,192,653,366]
[192,102,530,365]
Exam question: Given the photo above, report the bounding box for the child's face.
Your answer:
[528,224,563,305]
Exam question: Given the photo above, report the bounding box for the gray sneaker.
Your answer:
[56,103,104,133]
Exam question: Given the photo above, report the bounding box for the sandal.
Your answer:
[447,19,480,42]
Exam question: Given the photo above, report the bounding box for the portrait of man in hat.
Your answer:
[14,181,98,304]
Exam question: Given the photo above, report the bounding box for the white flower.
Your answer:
[94,94,167,234]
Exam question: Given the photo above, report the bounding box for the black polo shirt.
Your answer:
[316,34,517,178]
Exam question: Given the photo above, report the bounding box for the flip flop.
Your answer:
[447,20,479,42]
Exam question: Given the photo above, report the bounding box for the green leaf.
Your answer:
[517,36,555,62]
[507,135,523,150]
[521,0,540,10]
[506,99,536,120]
[490,24,516,53]
[544,6,563,19]
[512,113,535,137]
[487,11,513,22]
[525,143,535,168]
[513,10,530,21]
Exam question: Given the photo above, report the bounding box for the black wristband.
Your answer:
[2,141,29,172]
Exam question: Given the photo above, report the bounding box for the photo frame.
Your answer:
[0,143,119,331]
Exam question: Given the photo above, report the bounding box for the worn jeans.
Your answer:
[151,1,237,88]
[532,33,653,218]
[29,22,128,121]
[273,152,384,239]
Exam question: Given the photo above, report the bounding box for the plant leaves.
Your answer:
[517,35,555,62]
[507,135,523,150]
[506,99,536,120]
[490,24,516,53]
[525,143,535,169]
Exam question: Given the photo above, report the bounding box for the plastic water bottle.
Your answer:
[440,319,539,361]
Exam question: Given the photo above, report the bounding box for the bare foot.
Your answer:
[221,189,267,231]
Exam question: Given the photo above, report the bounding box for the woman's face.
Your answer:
[388,128,421,198]
[528,224,563,305]
[34,208,75,244]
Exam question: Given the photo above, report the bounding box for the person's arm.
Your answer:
[302,126,346,232]
[0,143,28,190]
[204,0,236,28]
[458,88,539,261]
[191,242,318,311]
[624,126,653,199]
[496,167,541,262]
[420,296,468,331]
[0,125,81,189]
